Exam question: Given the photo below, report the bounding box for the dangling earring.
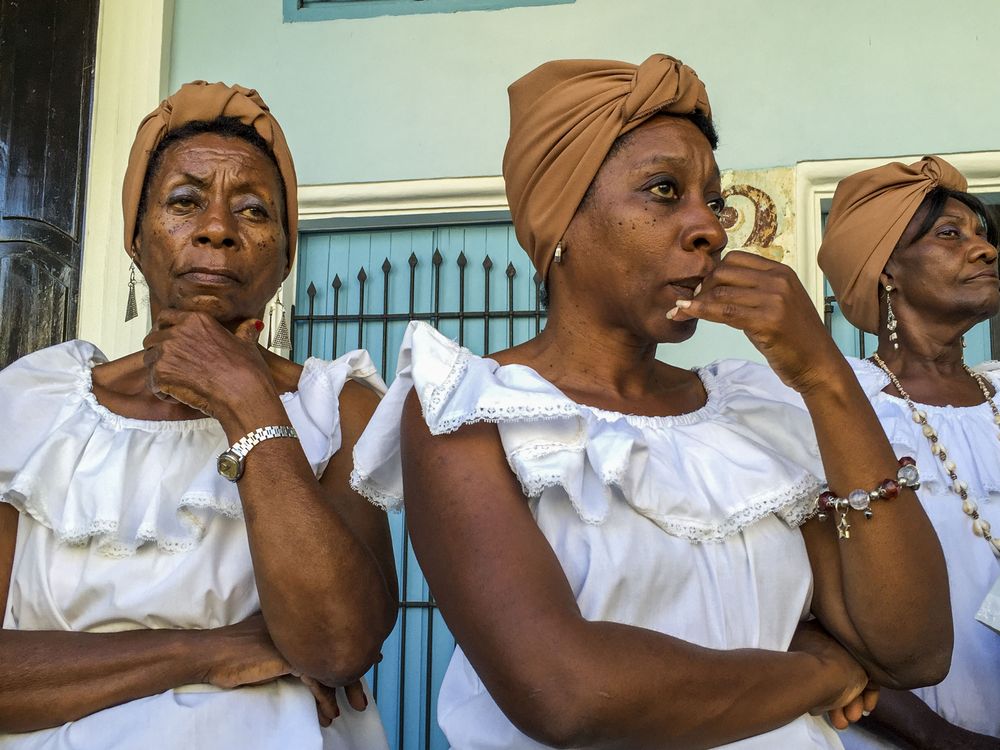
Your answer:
[553,241,564,264]
[270,287,291,351]
[124,261,139,322]
[885,284,899,351]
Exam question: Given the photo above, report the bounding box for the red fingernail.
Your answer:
[254,320,264,332]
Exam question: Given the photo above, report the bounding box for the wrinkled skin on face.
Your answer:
[133,132,289,329]
[883,197,1000,332]
[556,116,728,345]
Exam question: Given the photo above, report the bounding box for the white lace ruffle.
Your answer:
[0,340,385,557]
[849,357,1000,500]
[352,321,826,542]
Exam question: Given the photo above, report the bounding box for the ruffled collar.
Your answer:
[497,361,723,428]
[1,340,380,557]
[353,322,825,542]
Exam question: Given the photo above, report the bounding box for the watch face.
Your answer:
[217,451,243,482]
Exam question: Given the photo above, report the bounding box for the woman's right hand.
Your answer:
[201,613,293,689]
[671,251,846,395]
[789,620,872,727]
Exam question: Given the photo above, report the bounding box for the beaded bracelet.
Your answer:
[816,457,920,539]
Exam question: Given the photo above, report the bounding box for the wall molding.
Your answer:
[795,150,1000,312]
[298,175,509,221]
[279,175,510,343]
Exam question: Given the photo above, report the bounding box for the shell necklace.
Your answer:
[871,352,1000,559]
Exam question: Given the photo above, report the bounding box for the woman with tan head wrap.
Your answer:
[819,156,1000,749]
[352,55,951,748]
[0,82,396,749]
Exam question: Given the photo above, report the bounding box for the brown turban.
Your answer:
[122,81,298,260]
[817,156,966,333]
[502,54,712,279]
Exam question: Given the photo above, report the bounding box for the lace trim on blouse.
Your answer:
[352,321,825,542]
[1,341,384,557]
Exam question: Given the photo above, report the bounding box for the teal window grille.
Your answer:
[292,218,545,750]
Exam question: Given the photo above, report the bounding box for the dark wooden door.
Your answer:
[0,0,100,368]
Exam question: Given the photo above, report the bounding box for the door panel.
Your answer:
[0,0,99,367]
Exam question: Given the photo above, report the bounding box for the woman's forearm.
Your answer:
[800,354,952,686]
[219,391,396,685]
[480,617,853,750]
[0,628,218,733]
[237,446,397,683]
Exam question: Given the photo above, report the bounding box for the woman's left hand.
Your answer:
[300,676,368,726]
[670,250,842,394]
[142,310,273,420]
[827,681,879,730]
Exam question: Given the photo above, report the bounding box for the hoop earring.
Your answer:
[553,241,564,264]
[885,285,899,351]
[124,261,139,322]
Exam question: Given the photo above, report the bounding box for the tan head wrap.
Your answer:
[817,156,966,333]
[502,54,712,279]
[122,81,298,260]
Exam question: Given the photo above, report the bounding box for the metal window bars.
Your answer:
[291,246,546,750]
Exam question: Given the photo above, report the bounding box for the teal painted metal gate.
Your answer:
[293,220,545,750]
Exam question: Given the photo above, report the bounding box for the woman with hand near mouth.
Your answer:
[0,82,396,749]
[820,157,1000,749]
[351,56,952,749]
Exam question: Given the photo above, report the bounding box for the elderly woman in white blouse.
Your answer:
[0,82,396,749]
[820,156,1000,749]
[351,55,953,749]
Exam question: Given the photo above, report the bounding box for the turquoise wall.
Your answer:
[168,0,999,369]
[170,0,1000,185]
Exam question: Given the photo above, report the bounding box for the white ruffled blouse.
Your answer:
[352,322,843,750]
[841,358,1000,750]
[0,341,390,750]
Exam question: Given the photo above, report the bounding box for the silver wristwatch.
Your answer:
[217,425,299,482]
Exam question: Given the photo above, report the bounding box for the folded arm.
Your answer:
[400,390,867,750]
[142,312,399,685]
[674,252,953,688]
[223,377,399,684]
[0,505,295,733]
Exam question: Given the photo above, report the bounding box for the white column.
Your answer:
[77,0,174,358]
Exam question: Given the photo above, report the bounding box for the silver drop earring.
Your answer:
[271,288,291,350]
[554,241,563,264]
[885,284,899,351]
[124,261,139,323]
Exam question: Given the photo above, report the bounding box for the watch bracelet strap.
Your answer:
[229,425,299,458]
